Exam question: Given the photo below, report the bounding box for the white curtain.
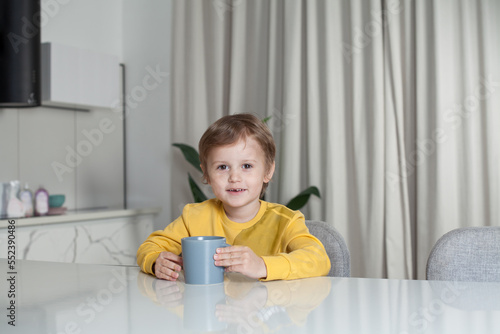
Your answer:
[170,0,500,279]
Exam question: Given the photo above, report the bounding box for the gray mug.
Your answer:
[181,236,230,285]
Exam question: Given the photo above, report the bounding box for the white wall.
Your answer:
[40,0,123,59]
[122,0,172,230]
[0,0,125,211]
[1,0,171,228]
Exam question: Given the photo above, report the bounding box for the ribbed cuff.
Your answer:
[143,252,161,275]
[260,255,291,281]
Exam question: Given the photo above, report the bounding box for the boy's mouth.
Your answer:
[227,188,246,192]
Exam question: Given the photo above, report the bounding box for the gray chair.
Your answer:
[305,220,350,277]
[426,226,500,282]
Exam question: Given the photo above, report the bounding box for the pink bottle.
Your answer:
[34,186,49,216]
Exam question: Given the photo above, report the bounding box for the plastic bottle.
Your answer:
[7,181,23,218]
[19,183,34,217]
[34,186,49,216]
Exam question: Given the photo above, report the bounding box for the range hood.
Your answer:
[0,0,41,108]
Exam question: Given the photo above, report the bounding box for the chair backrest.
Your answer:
[426,226,500,282]
[305,220,350,277]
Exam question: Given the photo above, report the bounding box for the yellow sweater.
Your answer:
[136,199,331,281]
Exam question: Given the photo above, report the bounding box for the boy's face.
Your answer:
[204,136,274,219]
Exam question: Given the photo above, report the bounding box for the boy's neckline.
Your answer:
[219,200,267,228]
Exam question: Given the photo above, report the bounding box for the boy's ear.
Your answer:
[200,164,210,184]
[264,161,275,183]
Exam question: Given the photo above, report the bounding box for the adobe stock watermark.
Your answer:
[342,0,402,63]
[212,0,244,21]
[386,74,500,189]
[8,0,74,53]
[51,64,168,182]
[234,284,287,334]
[51,118,115,182]
[234,280,309,334]
[399,281,467,333]
[56,268,135,334]
[110,64,169,118]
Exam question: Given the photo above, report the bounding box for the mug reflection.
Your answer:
[136,272,331,333]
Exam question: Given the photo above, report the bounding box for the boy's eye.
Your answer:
[217,165,228,170]
[242,164,252,169]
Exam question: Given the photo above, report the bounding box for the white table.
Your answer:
[1,259,499,333]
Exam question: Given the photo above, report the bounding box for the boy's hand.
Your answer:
[214,246,267,279]
[154,252,183,281]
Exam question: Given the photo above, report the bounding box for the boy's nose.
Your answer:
[228,169,241,182]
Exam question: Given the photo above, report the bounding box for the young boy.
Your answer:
[137,113,330,281]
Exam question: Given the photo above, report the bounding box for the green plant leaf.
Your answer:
[262,116,272,123]
[188,173,208,203]
[173,143,202,173]
[285,186,321,211]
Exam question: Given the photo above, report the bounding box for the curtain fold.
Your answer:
[170,0,500,279]
[383,0,415,278]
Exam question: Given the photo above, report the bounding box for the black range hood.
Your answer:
[0,0,41,108]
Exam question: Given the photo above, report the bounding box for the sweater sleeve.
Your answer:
[136,211,190,275]
[260,215,331,281]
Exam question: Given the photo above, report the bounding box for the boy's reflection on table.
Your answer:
[137,271,332,333]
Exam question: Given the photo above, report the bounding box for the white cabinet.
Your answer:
[0,208,158,265]
[41,42,120,110]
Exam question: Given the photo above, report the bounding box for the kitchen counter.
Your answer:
[0,207,161,228]
[0,207,159,265]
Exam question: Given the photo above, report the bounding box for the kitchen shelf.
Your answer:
[0,207,161,228]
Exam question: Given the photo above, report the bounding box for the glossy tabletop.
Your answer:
[1,259,499,333]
